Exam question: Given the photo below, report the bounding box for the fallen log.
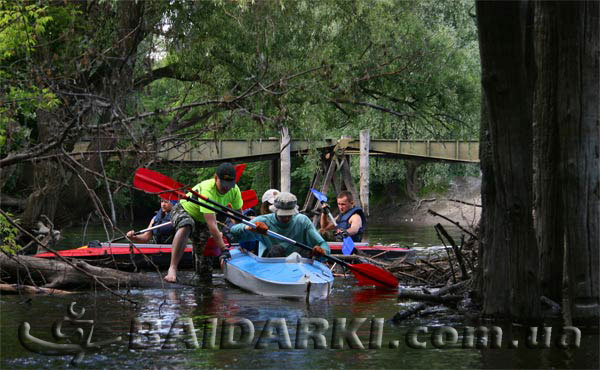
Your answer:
[0,283,75,295]
[392,280,468,323]
[0,253,183,290]
[397,291,462,304]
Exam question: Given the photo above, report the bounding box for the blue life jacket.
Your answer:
[336,206,366,242]
[152,210,175,244]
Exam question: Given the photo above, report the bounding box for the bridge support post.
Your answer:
[360,129,370,216]
[280,127,291,193]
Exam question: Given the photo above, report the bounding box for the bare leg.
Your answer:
[164,226,191,283]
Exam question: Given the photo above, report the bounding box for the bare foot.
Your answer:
[164,267,177,283]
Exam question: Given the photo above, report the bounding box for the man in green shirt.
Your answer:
[230,192,329,259]
[165,162,243,283]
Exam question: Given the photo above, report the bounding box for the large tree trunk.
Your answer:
[533,1,564,303]
[18,1,148,228]
[21,109,74,228]
[476,0,540,320]
[472,92,492,303]
[555,1,599,322]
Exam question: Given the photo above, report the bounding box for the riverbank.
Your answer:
[369,176,481,228]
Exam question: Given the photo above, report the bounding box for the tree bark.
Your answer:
[555,1,599,322]
[0,284,74,295]
[476,0,540,320]
[0,254,179,290]
[20,110,72,228]
[533,1,564,303]
[472,91,491,304]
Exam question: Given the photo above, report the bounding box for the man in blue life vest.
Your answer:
[126,199,176,244]
[319,190,367,242]
[164,162,243,283]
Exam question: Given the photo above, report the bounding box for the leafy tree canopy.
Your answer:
[1,0,480,219]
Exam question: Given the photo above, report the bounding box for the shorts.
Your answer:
[170,202,211,256]
[170,202,196,233]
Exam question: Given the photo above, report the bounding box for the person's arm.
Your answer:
[230,218,268,245]
[230,222,250,238]
[126,219,154,243]
[345,213,362,237]
[204,213,227,251]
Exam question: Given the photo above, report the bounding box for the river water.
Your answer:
[1,223,598,369]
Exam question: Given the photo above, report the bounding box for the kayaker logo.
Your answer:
[18,302,122,365]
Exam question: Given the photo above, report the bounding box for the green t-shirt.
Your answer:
[180,179,243,222]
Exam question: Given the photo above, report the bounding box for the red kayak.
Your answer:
[328,241,414,260]
[34,241,414,270]
[35,242,197,270]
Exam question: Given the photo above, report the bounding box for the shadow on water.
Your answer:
[2,224,598,368]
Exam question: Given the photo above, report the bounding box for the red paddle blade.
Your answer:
[241,190,258,210]
[234,164,246,182]
[348,263,398,289]
[133,168,187,201]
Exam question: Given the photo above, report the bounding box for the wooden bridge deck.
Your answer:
[157,139,479,165]
[72,138,479,165]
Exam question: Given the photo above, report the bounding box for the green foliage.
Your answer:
[1,0,481,223]
[0,2,52,58]
[136,0,480,141]
[0,1,82,154]
[0,212,20,255]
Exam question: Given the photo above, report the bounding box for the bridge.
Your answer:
[155,138,479,165]
[72,135,478,215]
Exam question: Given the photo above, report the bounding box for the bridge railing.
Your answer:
[72,138,479,164]
[158,138,479,164]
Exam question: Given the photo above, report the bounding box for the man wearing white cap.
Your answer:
[230,192,329,259]
[259,188,279,215]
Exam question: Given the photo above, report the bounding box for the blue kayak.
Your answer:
[223,248,334,301]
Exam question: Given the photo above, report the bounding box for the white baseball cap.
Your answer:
[261,189,280,204]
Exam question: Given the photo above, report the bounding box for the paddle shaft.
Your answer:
[177,194,356,268]
[107,222,172,243]
[322,204,342,229]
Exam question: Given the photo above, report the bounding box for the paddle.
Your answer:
[98,221,173,244]
[241,190,258,210]
[133,169,398,289]
[234,163,246,182]
[311,188,355,255]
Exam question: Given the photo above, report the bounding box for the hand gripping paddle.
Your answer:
[311,188,355,255]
